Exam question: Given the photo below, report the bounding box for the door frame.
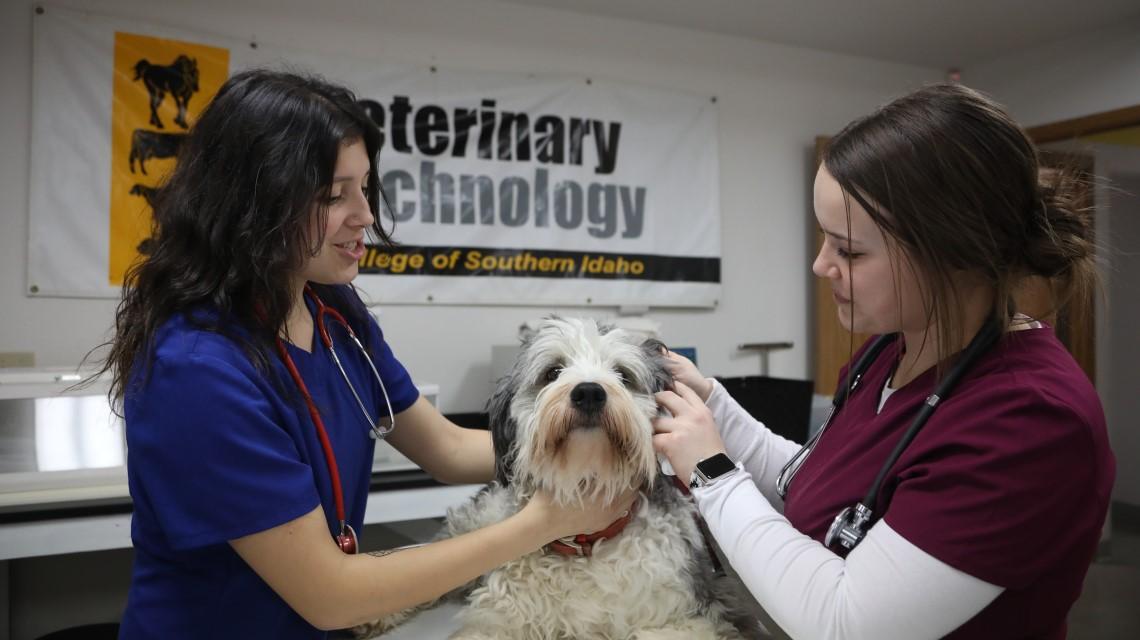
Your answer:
[1026,104,1140,144]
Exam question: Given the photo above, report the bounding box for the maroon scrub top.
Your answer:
[785,326,1114,639]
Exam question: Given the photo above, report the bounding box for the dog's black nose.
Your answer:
[570,382,607,414]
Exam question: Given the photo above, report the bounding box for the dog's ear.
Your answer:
[517,322,538,344]
[519,314,566,344]
[640,338,673,393]
[486,374,518,486]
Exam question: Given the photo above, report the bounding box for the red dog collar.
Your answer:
[546,496,642,557]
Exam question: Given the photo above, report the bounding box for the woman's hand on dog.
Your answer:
[652,380,727,485]
[524,487,642,540]
[662,350,713,402]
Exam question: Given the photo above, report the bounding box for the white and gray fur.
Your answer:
[361,317,761,640]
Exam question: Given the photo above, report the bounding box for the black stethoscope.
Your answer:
[274,286,396,555]
[776,318,1002,553]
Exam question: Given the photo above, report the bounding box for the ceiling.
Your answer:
[498,0,1140,69]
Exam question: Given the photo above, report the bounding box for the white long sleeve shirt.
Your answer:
[692,379,1003,640]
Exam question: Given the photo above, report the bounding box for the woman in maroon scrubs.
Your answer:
[653,83,1115,640]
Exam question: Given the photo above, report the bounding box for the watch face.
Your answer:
[698,453,736,478]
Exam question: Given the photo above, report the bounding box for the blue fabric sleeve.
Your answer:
[128,351,320,550]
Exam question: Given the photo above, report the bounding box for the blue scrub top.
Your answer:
[119,288,419,638]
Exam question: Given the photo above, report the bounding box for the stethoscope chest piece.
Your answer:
[824,503,873,551]
[337,523,359,555]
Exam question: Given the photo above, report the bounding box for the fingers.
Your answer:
[655,381,699,413]
[652,414,676,434]
[663,352,690,375]
[581,487,644,533]
[672,380,702,404]
[654,389,689,416]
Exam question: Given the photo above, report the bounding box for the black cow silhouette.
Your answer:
[129,184,160,208]
[133,55,199,129]
[129,129,185,175]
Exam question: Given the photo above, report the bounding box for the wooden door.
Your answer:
[812,137,870,394]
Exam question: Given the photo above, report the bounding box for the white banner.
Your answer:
[29,6,721,307]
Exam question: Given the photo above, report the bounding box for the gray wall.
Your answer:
[1104,163,1140,506]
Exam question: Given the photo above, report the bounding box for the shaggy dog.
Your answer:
[360,317,760,639]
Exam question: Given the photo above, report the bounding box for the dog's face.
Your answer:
[488,317,670,505]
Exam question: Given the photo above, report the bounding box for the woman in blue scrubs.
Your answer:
[96,69,636,638]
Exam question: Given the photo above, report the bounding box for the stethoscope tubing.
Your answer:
[320,311,395,440]
[274,286,397,552]
[275,335,350,533]
[856,319,1001,509]
[776,333,895,499]
[777,318,1002,548]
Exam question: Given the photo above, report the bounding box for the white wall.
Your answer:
[0,0,942,413]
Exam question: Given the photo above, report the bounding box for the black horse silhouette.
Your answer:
[129,129,186,175]
[133,55,199,129]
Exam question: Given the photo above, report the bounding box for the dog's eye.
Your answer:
[615,367,636,388]
[543,366,562,383]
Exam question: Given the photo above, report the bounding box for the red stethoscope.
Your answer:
[274,286,396,554]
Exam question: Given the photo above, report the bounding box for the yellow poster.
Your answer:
[108,33,228,285]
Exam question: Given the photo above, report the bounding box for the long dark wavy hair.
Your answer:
[821,82,1097,369]
[93,69,396,410]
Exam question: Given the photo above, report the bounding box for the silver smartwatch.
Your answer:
[689,453,738,490]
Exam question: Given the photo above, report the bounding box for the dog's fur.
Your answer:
[359,317,760,639]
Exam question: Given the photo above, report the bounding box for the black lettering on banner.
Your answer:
[383,162,646,239]
[358,95,625,175]
[358,245,719,283]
